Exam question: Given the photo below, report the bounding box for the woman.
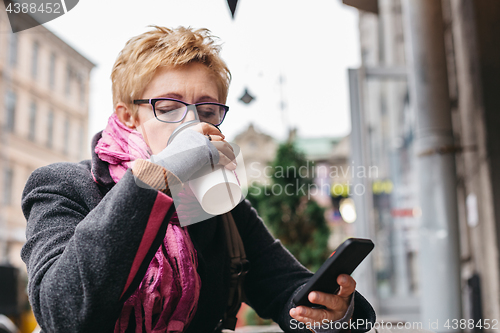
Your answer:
[21,26,375,333]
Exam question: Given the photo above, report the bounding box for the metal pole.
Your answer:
[348,68,379,312]
[401,0,462,331]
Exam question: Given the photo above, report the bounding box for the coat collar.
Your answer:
[90,131,116,191]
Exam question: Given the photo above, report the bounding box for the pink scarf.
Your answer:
[95,113,201,333]
[94,113,151,182]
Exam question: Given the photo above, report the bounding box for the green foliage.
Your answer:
[247,142,330,272]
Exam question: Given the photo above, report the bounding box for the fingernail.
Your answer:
[232,162,237,168]
[341,275,348,283]
[290,308,296,316]
[310,292,317,300]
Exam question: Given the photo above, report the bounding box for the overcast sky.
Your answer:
[42,0,361,141]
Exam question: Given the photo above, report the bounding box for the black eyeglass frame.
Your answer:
[133,98,230,126]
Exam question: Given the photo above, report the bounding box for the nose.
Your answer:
[182,105,199,123]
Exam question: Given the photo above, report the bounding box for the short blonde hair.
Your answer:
[111,26,231,115]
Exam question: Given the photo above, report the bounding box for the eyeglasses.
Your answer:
[133,98,229,126]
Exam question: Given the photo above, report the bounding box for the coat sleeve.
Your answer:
[20,163,175,333]
[232,199,376,333]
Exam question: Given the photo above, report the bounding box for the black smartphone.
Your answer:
[292,238,374,308]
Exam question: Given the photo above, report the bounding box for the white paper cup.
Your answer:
[188,166,242,215]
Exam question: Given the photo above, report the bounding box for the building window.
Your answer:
[4,90,16,132]
[79,74,85,104]
[29,101,37,141]
[47,110,54,148]
[3,167,13,205]
[31,41,39,79]
[49,53,56,89]
[8,32,18,67]
[63,117,70,154]
[65,65,71,96]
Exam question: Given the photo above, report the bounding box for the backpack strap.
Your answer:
[215,212,250,331]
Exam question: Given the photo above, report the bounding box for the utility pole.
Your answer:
[348,68,379,312]
[402,0,462,331]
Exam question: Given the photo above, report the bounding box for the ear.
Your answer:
[115,103,139,129]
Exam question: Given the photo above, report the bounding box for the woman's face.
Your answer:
[125,62,220,155]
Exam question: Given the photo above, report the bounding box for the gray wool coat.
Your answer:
[20,132,376,333]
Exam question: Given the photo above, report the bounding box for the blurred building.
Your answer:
[235,123,355,250]
[233,123,278,186]
[346,0,420,321]
[0,7,94,270]
[294,135,355,249]
[345,0,500,328]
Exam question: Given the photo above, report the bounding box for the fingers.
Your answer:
[307,291,344,311]
[337,274,356,298]
[184,122,236,170]
[290,275,356,325]
[207,134,225,143]
[290,290,348,323]
[289,306,331,325]
[289,312,317,328]
[210,140,237,171]
[200,122,224,137]
[189,122,225,139]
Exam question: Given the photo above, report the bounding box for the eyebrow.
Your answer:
[156,93,219,103]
